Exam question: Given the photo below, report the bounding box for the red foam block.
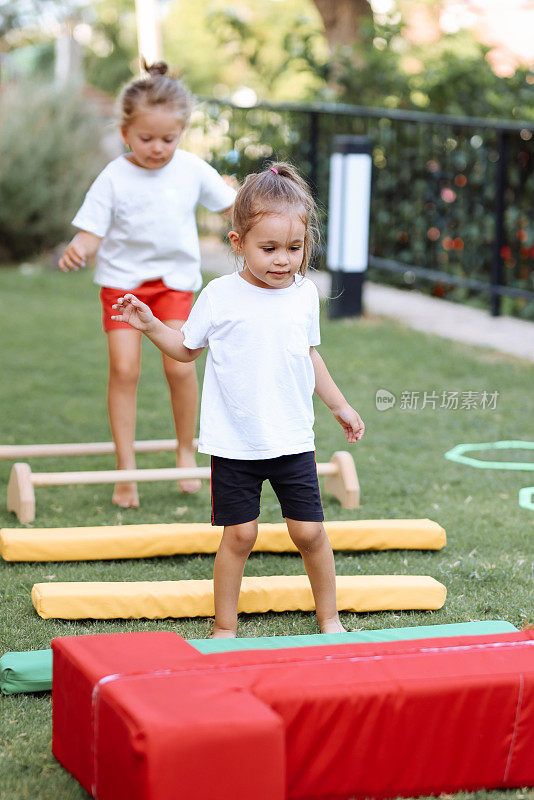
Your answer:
[256,636,534,798]
[95,674,285,800]
[51,631,200,794]
[53,631,534,799]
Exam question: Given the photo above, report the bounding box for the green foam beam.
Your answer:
[1,620,517,695]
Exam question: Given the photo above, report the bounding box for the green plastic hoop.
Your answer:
[518,487,534,512]
[445,440,534,513]
[444,441,534,471]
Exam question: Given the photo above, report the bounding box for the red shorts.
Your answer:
[100,279,194,332]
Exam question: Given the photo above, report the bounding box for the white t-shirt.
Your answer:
[72,150,236,291]
[181,272,321,460]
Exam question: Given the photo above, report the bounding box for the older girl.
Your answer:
[59,61,235,507]
[112,162,364,637]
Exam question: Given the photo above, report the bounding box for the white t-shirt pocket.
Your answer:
[287,323,310,357]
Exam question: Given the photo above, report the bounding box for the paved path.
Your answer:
[200,238,534,363]
[361,283,534,363]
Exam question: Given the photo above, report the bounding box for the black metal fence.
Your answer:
[187,97,534,318]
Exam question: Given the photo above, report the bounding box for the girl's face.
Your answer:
[230,211,306,290]
[121,106,183,170]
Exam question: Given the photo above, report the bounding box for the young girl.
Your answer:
[112,162,365,637]
[58,61,235,508]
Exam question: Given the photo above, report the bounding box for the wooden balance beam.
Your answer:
[7,451,359,523]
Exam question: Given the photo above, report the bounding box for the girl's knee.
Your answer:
[109,360,140,387]
[163,358,196,383]
[289,521,325,553]
[225,523,257,555]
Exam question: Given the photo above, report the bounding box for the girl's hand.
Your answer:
[58,241,86,272]
[221,174,239,191]
[58,231,102,272]
[111,294,155,332]
[332,404,365,444]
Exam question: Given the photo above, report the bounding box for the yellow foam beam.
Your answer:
[1,519,445,562]
[31,575,446,619]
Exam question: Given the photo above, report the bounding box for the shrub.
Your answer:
[0,82,108,263]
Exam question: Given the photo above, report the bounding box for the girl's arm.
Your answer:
[59,231,102,272]
[112,294,204,363]
[310,347,365,443]
[220,174,237,219]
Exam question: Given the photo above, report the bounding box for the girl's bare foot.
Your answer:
[211,627,237,639]
[112,481,139,508]
[177,447,201,494]
[318,616,346,634]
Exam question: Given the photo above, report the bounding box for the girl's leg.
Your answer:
[285,518,346,633]
[212,520,258,638]
[106,328,142,508]
[162,319,201,494]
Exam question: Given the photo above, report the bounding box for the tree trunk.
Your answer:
[312,0,373,49]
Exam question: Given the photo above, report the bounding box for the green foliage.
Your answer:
[81,0,138,96]
[0,82,108,263]
[157,0,327,102]
[76,0,328,101]
[83,25,133,96]
[314,13,534,123]
[7,1,534,122]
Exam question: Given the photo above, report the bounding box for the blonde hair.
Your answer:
[232,162,320,275]
[118,59,193,129]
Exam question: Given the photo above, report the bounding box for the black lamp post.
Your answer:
[328,135,373,318]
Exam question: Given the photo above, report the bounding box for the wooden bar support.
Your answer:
[7,463,35,525]
[324,451,360,510]
[6,451,358,524]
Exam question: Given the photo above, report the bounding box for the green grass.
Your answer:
[0,264,533,800]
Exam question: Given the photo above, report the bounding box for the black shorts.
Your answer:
[210,451,324,527]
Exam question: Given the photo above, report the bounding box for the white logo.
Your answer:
[375,389,396,411]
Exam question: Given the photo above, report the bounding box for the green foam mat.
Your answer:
[1,649,53,695]
[0,620,518,694]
